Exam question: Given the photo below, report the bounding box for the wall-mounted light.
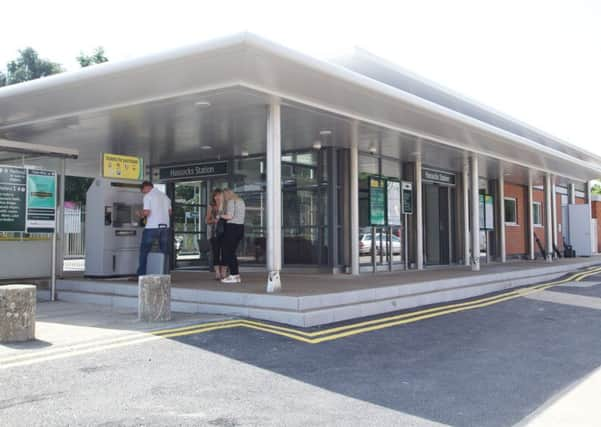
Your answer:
[241,150,249,157]
[312,140,322,150]
[369,146,377,154]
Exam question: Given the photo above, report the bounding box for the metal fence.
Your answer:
[64,203,85,258]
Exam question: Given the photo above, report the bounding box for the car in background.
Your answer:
[359,233,402,255]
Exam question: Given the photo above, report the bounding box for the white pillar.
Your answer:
[498,165,506,263]
[527,173,535,260]
[470,156,480,271]
[463,157,470,266]
[350,121,360,275]
[266,100,282,292]
[544,173,553,262]
[415,158,423,270]
[551,181,558,256]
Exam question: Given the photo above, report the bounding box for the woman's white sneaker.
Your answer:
[221,275,241,284]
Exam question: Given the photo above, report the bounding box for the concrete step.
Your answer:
[52,260,600,327]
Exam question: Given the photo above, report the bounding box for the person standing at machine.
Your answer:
[218,189,245,284]
[206,189,227,280]
[136,181,172,276]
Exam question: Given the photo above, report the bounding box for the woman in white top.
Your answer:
[218,189,246,284]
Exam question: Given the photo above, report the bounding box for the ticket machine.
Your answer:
[85,178,144,277]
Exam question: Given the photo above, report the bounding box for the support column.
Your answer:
[551,181,558,256]
[470,156,480,271]
[327,147,338,269]
[568,183,576,205]
[463,157,470,266]
[498,165,506,263]
[527,173,535,260]
[266,100,282,292]
[350,121,360,275]
[544,173,553,262]
[415,157,423,270]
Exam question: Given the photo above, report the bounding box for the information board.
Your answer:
[159,161,228,181]
[26,169,57,232]
[479,193,494,230]
[103,153,144,180]
[0,166,27,232]
[369,177,386,225]
[387,180,401,226]
[402,181,413,215]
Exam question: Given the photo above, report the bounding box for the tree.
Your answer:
[0,71,6,87]
[4,47,63,85]
[592,183,601,195]
[76,47,108,67]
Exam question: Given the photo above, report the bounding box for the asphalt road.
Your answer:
[2,273,601,427]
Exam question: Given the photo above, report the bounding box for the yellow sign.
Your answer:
[102,153,144,180]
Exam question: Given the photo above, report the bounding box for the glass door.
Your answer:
[172,181,209,269]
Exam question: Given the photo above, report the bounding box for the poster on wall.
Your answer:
[387,180,401,226]
[102,153,144,180]
[402,181,413,215]
[0,166,27,232]
[369,176,386,225]
[26,169,57,233]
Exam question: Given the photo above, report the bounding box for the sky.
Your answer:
[1,0,600,156]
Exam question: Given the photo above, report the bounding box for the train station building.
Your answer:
[1,33,600,325]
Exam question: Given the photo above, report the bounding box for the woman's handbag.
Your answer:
[215,218,226,238]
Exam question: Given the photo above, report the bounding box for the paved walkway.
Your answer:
[0,302,228,364]
[61,256,601,296]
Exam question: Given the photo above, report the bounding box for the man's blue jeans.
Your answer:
[137,228,170,276]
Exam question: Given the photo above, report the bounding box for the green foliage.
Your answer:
[0,71,6,87]
[76,47,108,67]
[5,47,63,85]
[65,176,94,204]
[592,183,601,195]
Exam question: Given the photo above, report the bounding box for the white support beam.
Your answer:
[463,157,470,266]
[551,181,558,257]
[471,156,480,271]
[350,121,360,275]
[528,173,535,260]
[0,138,78,159]
[266,100,282,292]
[415,157,423,270]
[498,164,506,263]
[544,173,553,262]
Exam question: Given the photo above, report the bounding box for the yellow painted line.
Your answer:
[1,265,599,369]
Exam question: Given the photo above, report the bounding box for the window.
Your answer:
[504,198,517,224]
[532,202,542,226]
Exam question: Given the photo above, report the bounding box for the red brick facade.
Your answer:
[592,200,601,253]
[502,183,565,257]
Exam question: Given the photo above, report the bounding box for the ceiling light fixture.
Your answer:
[195,101,211,108]
[200,145,213,150]
[319,130,332,136]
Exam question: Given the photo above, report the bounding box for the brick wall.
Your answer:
[592,200,601,253]
[504,183,527,255]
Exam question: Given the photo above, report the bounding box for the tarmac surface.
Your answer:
[1,268,601,426]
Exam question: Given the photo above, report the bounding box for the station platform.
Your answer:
[48,257,601,327]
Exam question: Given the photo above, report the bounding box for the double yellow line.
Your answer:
[151,265,601,345]
[2,266,599,369]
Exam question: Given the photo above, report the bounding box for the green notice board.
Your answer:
[0,166,27,232]
[26,169,57,232]
[369,176,386,225]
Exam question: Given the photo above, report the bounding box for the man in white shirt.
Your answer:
[136,181,172,276]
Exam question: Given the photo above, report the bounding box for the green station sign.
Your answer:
[369,177,386,225]
[0,166,27,232]
[0,167,56,233]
